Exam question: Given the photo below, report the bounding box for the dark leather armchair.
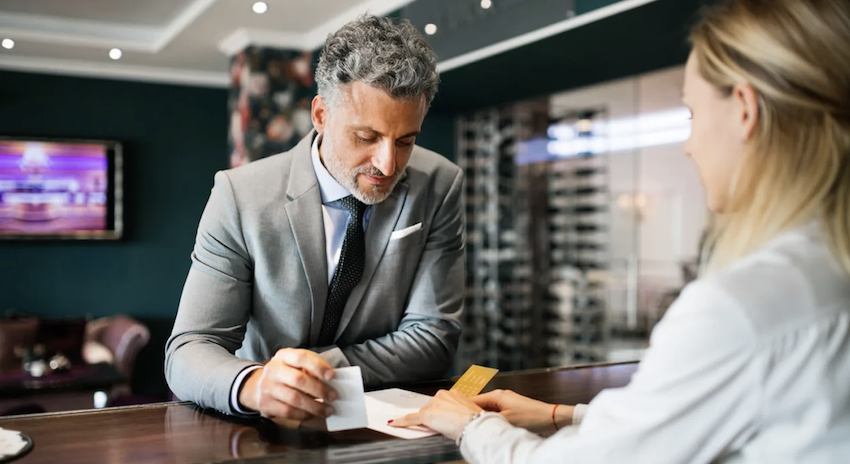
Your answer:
[0,315,148,415]
[83,315,151,406]
[84,315,150,381]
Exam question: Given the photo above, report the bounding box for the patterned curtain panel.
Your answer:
[228,47,316,168]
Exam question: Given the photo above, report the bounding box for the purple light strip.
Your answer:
[0,154,107,172]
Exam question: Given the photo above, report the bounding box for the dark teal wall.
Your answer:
[418,111,457,163]
[577,0,626,14]
[0,70,228,397]
[432,0,701,113]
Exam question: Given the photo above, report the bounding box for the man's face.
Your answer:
[311,81,428,204]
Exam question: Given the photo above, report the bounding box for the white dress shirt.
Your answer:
[230,134,371,414]
[462,222,850,463]
[310,134,373,283]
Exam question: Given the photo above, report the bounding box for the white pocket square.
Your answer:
[390,223,422,240]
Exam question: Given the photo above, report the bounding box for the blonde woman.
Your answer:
[390,0,850,462]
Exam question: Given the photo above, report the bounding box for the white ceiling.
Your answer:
[0,0,658,88]
[0,0,199,26]
[0,0,416,87]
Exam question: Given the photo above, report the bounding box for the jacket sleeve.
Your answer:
[164,171,260,415]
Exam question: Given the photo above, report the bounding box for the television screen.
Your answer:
[0,137,122,240]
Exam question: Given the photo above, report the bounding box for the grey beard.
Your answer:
[322,147,400,205]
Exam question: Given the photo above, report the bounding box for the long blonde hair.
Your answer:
[691,0,850,275]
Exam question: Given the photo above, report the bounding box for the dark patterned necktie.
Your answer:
[317,195,368,346]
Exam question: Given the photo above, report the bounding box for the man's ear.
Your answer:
[311,95,328,135]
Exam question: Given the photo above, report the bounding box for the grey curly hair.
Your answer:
[316,15,439,109]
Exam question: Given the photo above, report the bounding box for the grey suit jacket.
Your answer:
[165,131,465,414]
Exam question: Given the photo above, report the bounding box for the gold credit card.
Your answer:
[450,365,499,397]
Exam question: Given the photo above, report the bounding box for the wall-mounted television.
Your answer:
[0,137,123,240]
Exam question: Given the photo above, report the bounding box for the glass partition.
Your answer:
[456,65,705,372]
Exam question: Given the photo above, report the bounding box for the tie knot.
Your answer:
[339,195,367,219]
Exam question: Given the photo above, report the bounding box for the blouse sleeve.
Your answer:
[460,280,760,464]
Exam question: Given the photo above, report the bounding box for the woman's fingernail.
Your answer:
[387,420,394,424]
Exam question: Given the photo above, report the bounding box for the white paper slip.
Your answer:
[365,388,438,439]
[0,428,28,458]
[325,366,369,432]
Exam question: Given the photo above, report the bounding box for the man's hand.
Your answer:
[238,348,338,421]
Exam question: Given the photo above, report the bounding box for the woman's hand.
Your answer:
[388,390,484,441]
[473,389,574,434]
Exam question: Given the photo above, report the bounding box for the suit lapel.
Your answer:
[283,131,329,347]
[335,180,410,340]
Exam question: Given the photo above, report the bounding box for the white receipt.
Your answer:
[365,388,438,439]
[325,366,369,432]
[0,428,27,458]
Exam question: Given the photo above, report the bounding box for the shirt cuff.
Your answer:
[461,412,540,464]
[572,403,588,426]
[230,365,262,415]
[317,346,352,368]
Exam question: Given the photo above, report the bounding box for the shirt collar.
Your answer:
[311,133,352,205]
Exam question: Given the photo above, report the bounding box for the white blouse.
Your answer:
[461,224,850,463]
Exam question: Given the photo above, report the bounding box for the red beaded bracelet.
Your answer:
[552,404,560,432]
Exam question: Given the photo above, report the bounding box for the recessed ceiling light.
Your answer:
[252,2,268,14]
[481,0,493,9]
[1,39,14,50]
[424,23,437,35]
[109,48,122,60]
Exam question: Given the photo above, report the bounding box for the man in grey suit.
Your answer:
[165,15,464,421]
